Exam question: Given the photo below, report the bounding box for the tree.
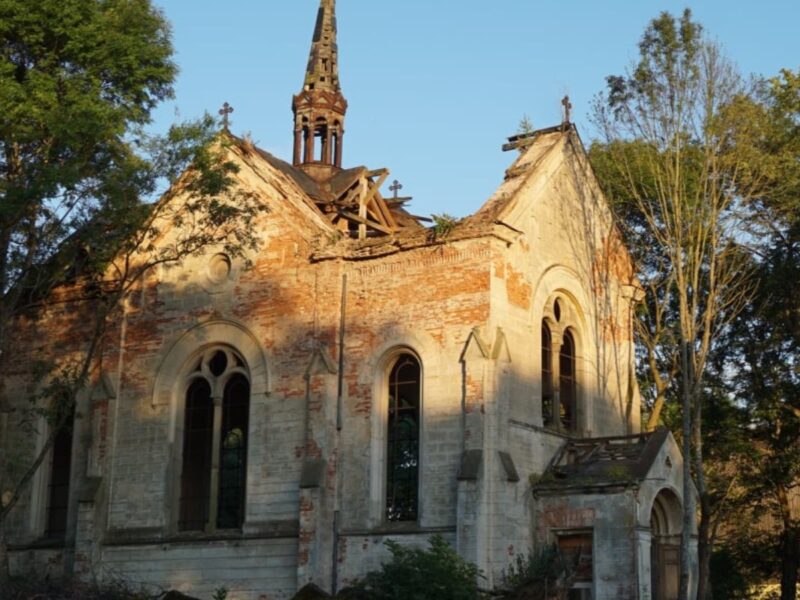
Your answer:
[589,10,777,599]
[0,0,264,582]
[714,69,800,600]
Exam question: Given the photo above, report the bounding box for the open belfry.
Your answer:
[3,1,697,599]
[287,0,421,241]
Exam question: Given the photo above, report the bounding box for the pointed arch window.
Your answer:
[540,296,581,434]
[386,353,420,522]
[45,412,74,539]
[542,322,554,427]
[179,348,249,532]
[560,330,577,431]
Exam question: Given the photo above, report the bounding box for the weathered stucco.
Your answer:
[2,4,697,596]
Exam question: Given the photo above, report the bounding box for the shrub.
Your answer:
[350,535,484,600]
[1,576,155,600]
[500,545,574,600]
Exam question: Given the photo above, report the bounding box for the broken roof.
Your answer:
[309,124,579,261]
[229,133,424,239]
[533,428,671,493]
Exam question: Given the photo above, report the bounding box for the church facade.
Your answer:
[4,1,696,599]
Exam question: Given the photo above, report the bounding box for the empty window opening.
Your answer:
[179,379,213,531]
[315,124,328,163]
[560,330,577,431]
[45,413,74,539]
[542,322,554,427]
[386,353,420,522]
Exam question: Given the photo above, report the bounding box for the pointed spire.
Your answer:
[303,0,340,93]
[292,0,348,176]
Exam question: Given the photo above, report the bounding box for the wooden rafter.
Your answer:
[326,166,421,239]
[338,210,394,235]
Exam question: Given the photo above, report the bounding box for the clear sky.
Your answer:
[150,0,799,219]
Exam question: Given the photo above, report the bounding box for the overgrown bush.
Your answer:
[709,547,749,600]
[350,535,485,600]
[1,576,156,600]
[499,545,574,600]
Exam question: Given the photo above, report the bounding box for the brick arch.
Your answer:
[150,318,269,442]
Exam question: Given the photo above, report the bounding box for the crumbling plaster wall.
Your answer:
[533,490,640,600]
[5,133,646,599]
[475,136,642,584]
[332,237,493,588]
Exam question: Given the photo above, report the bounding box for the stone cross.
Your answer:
[389,179,403,199]
[219,102,234,130]
[561,96,572,125]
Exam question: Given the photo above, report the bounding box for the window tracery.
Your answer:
[179,347,249,532]
[541,295,581,434]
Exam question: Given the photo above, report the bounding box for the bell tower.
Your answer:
[292,0,348,180]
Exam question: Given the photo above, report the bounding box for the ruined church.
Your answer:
[4,1,696,598]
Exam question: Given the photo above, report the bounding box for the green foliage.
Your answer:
[431,213,458,238]
[501,545,572,593]
[2,575,156,599]
[517,115,535,136]
[708,548,749,599]
[351,535,484,600]
[212,587,228,600]
[594,8,800,597]
[0,0,176,264]
[0,0,267,564]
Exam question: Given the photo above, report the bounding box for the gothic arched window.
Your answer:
[179,348,249,532]
[540,295,581,434]
[45,412,74,539]
[386,353,420,522]
[541,322,554,427]
[559,330,577,431]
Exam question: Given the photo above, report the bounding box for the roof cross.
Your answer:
[389,179,403,199]
[561,95,572,125]
[219,102,234,130]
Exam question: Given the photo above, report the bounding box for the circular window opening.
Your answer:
[208,253,232,284]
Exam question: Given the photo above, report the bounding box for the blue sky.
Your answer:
[150,0,799,219]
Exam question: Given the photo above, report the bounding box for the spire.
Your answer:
[303,0,340,93]
[292,0,348,177]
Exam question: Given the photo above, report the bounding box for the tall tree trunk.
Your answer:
[780,527,799,600]
[0,517,9,585]
[696,495,713,600]
[678,340,693,600]
[778,486,799,600]
[0,393,9,584]
[693,386,712,600]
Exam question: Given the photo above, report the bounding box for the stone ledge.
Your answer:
[103,519,300,547]
[8,536,72,551]
[339,524,456,537]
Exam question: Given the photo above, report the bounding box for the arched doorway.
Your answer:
[651,490,681,600]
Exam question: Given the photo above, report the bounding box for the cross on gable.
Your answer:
[219,102,234,130]
[389,179,403,199]
[561,96,572,125]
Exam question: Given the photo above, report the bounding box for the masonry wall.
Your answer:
[470,134,641,584]
[534,490,640,600]
[3,134,646,599]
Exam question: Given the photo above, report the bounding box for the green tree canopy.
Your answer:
[0,0,264,583]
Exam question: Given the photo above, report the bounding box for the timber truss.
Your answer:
[318,168,422,240]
